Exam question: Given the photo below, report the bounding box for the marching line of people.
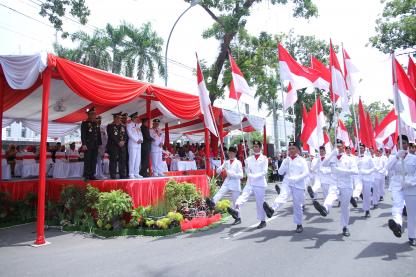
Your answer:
[206,136,416,247]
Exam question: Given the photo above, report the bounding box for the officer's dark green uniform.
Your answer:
[80,107,102,180]
[106,112,128,179]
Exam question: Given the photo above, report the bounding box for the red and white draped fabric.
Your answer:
[301,99,325,152]
[342,48,359,96]
[337,119,350,146]
[228,52,254,98]
[375,109,397,144]
[393,58,416,129]
[283,83,297,111]
[278,43,318,91]
[408,56,416,87]
[196,55,218,137]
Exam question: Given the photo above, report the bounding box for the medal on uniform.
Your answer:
[115,131,118,135]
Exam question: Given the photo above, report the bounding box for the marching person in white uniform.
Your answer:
[373,148,387,206]
[312,139,358,237]
[357,143,377,218]
[206,147,243,225]
[227,140,268,229]
[386,135,416,246]
[149,118,165,177]
[263,141,309,233]
[307,146,334,202]
[126,112,143,179]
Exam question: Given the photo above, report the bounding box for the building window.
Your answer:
[21,127,27,138]
[6,127,11,137]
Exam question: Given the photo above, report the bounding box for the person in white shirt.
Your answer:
[312,139,358,237]
[149,118,165,177]
[373,148,387,205]
[307,146,334,202]
[227,140,268,229]
[357,143,377,218]
[386,135,416,246]
[206,147,243,225]
[263,141,309,233]
[126,112,143,179]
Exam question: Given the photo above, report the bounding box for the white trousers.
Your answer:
[312,180,330,200]
[213,185,240,209]
[96,155,105,179]
[235,184,266,221]
[128,145,141,177]
[151,151,163,175]
[391,190,405,227]
[362,180,373,212]
[324,186,353,228]
[404,195,416,239]
[372,178,383,205]
[352,177,363,198]
[375,177,385,198]
[272,185,305,225]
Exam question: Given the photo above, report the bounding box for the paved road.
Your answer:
[1,183,415,277]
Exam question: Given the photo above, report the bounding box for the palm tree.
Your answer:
[105,23,126,74]
[122,22,165,82]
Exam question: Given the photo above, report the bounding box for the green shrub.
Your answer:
[95,190,133,223]
[164,179,202,211]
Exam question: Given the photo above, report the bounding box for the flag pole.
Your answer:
[236,98,248,158]
[280,87,288,147]
[314,90,320,156]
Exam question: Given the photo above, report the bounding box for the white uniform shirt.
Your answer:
[322,150,358,189]
[149,128,164,153]
[245,154,268,188]
[278,155,309,189]
[358,154,376,182]
[386,152,416,194]
[216,159,243,191]
[311,155,335,185]
[373,155,387,179]
[126,122,143,148]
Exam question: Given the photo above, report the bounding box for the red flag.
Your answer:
[375,109,397,144]
[408,56,416,87]
[358,99,370,147]
[301,104,309,151]
[366,111,376,149]
[374,115,379,131]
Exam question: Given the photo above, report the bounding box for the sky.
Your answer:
[0,0,408,118]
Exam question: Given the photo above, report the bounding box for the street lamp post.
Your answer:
[164,0,200,87]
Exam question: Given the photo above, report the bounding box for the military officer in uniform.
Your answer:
[140,118,152,177]
[149,118,165,177]
[126,112,143,179]
[106,112,127,179]
[80,107,102,180]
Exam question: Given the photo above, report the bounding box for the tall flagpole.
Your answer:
[391,52,404,151]
[314,90,320,156]
[236,98,248,158]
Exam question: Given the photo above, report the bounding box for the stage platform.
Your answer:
[0,175,209,207]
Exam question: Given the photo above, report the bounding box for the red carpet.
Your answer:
[0,175,209,207]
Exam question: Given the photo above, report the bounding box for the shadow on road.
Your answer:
[355,242,413,261]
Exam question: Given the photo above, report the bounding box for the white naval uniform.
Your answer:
[357,153,376,212]
[150,127,165,176]
[235,153,268,221]
[96,126,108,178]
[272,155,309,225]
[351,154,363,199]
[127,122,143,178]
[311,155,334,200]
[373,155,387,202]
[322,150,358,228]
[212,159,243,209]
[386,151,416,239]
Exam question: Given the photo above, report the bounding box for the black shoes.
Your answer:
[388,219,402,238]
[307,186,315,199]
[296,225,303,233]
[403,206,407,217]
[372,204,378,210]
[379,196,384,202]
[227,207,239,220]
[205,198,216,210]
[256,221,266,229]
[350,197,358,208]
[409,238,416,247]
[232,218,242,225]
[313,200,328,217]
[263,202,274,218]
[364,211,370,218]
[275,184,281,195]
[342,227,350,237]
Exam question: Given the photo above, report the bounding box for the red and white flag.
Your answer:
[301,98,325,151]
[229,52,254,98]
[358,98,370,147]
[323,130,332,152]
[374,110,397,144]
[366,111,377,149]
[342,48,359,96]
[283,83,297,111]
[337,119,350,146]
[278,43,318,91]
[330,40,348,98]
[228,79,242,101]
[408,56,416,87]
[393,58,416,129]
[196,54,218,137]
[301,104,310,152]
[310,56,330,92]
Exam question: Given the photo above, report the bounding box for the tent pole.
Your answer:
[146,97,152,175]
[0,75,4,180]
[219,111,224,164]
[263,125,267,156]
[34,67,51,246]
[164,123,169,148]
[204,124,211,175]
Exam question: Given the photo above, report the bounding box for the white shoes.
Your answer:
[135,174,143,179]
